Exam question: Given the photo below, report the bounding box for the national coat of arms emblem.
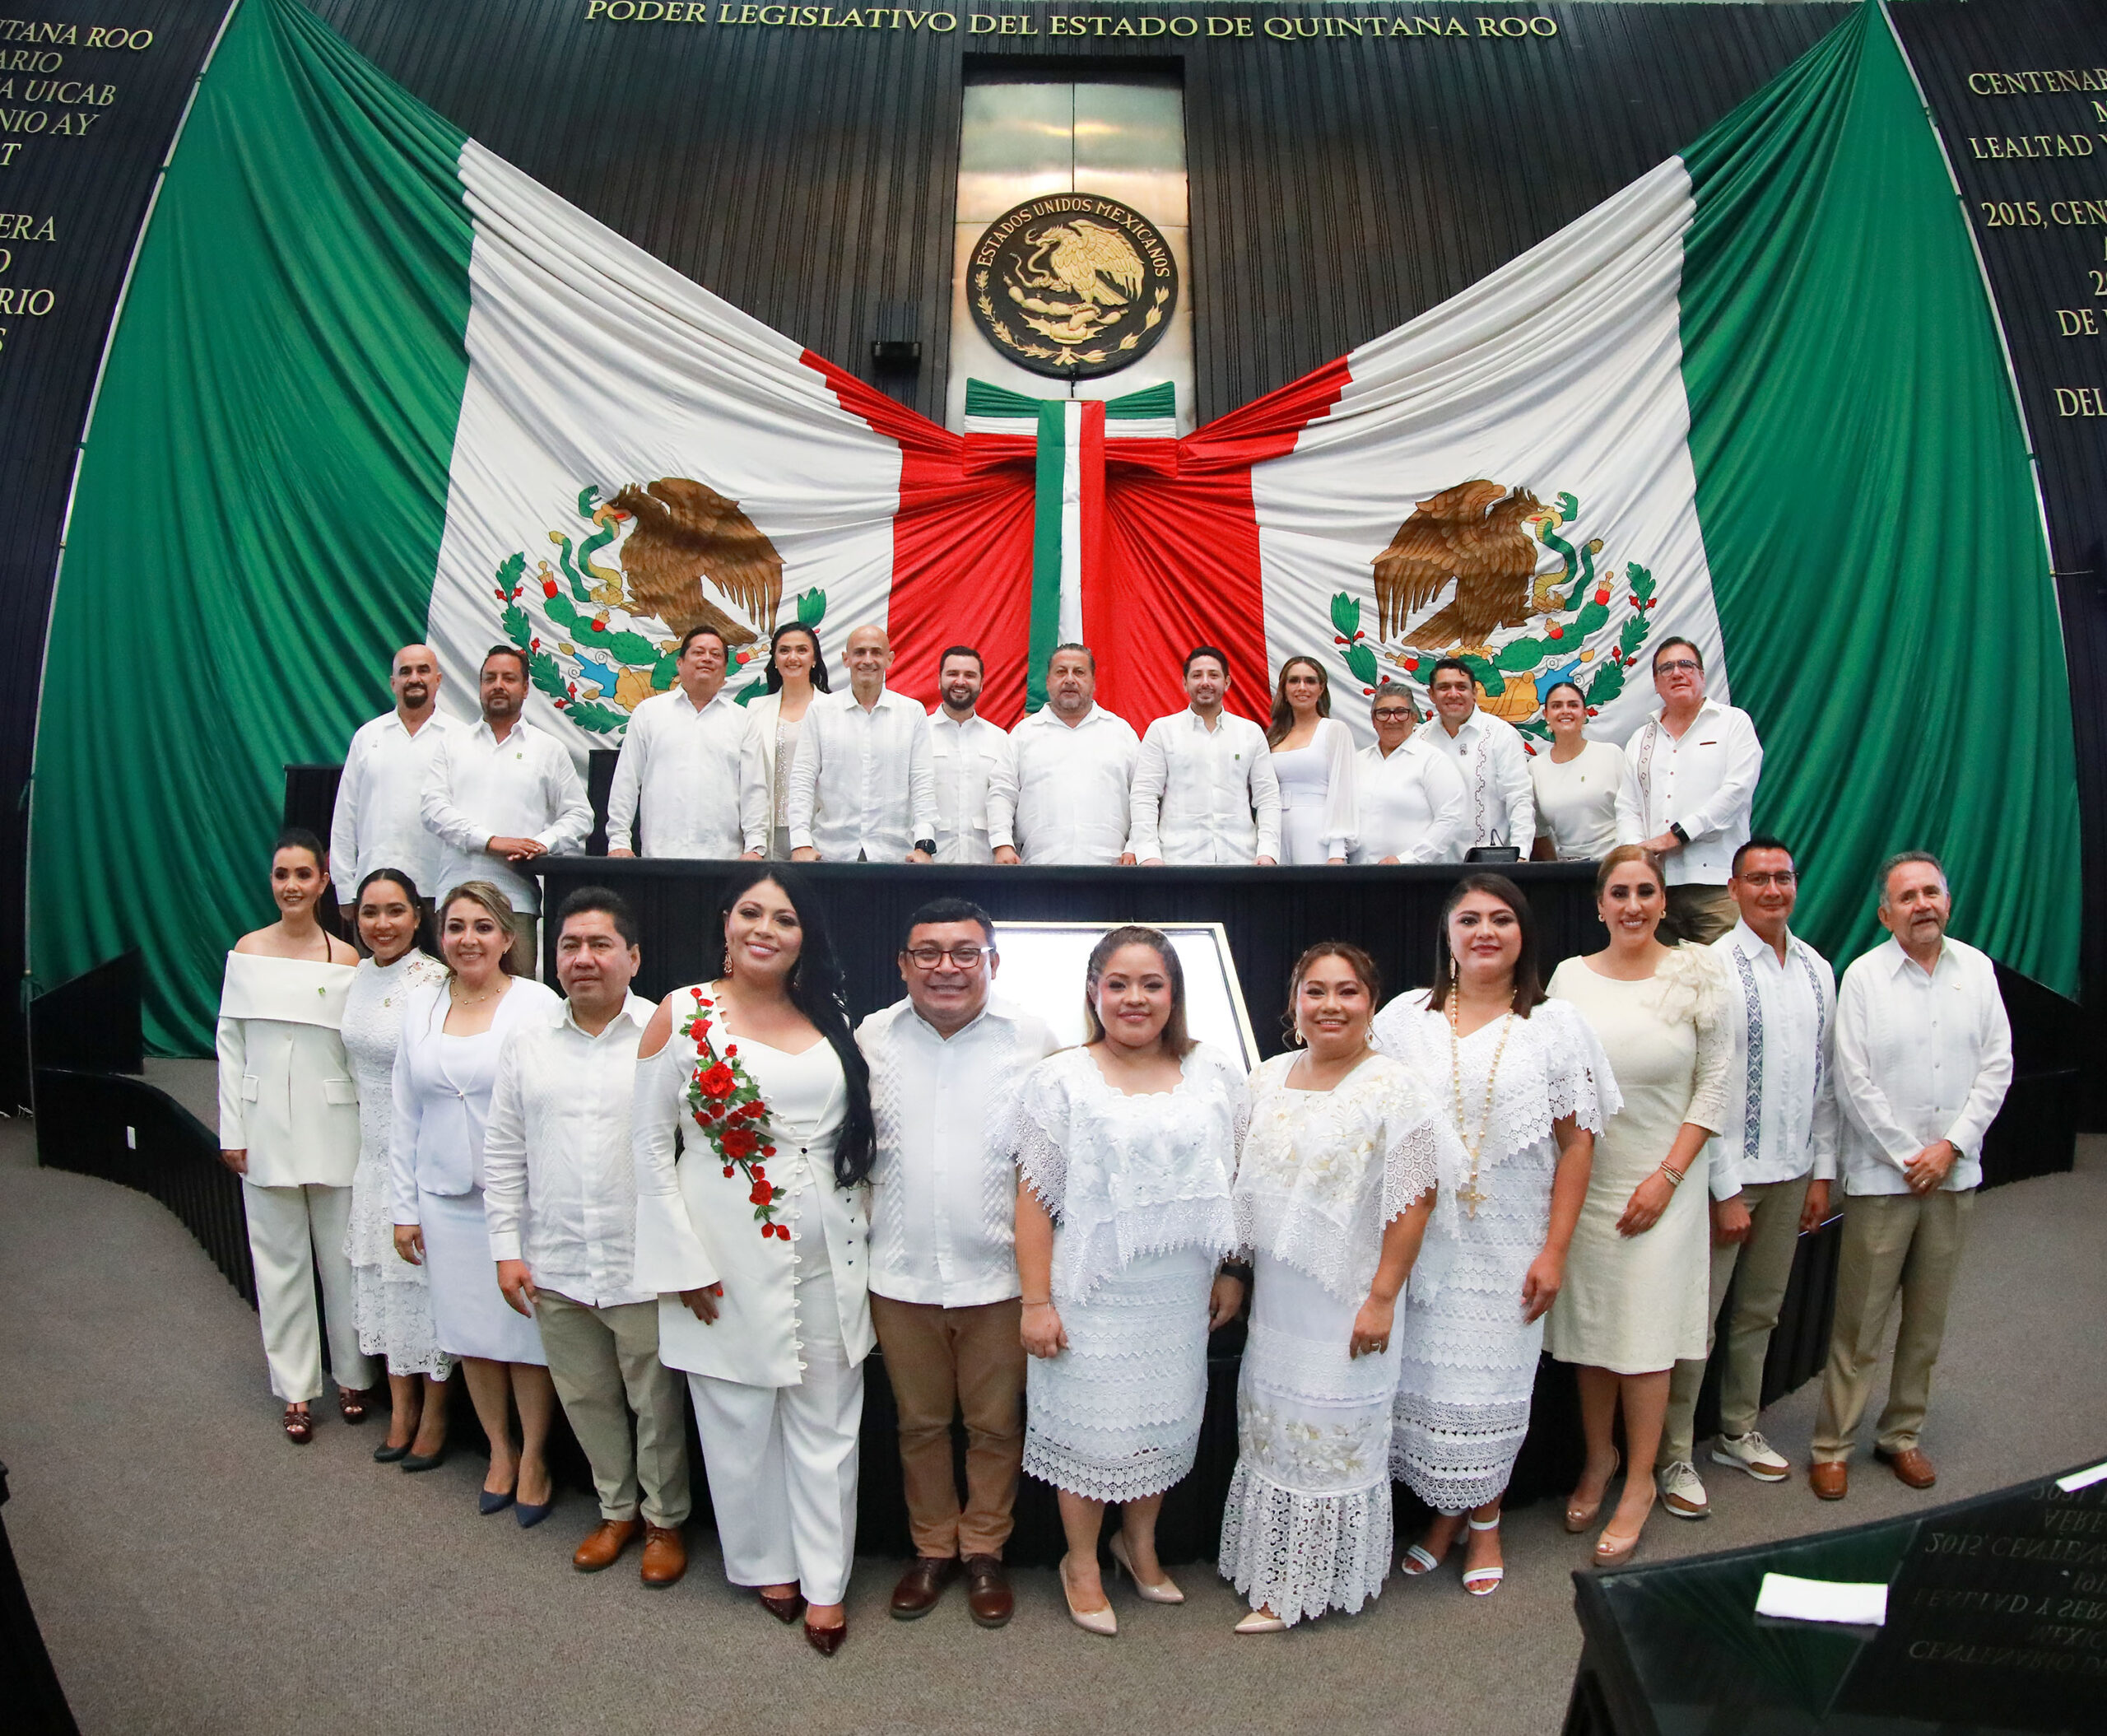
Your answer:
[969,194,1178,379]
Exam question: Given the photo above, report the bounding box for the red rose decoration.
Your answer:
[722,1166,734,1179]
[722,1128,757,1160]
[748,1180,774,1208]
[698,1063,736,1100]
[750,1166,765,1182]
[724,1044,738,1057]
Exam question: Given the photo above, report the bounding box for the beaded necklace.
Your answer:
[1446,980,1517,1217]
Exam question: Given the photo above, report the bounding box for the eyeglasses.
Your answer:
[1738,871,1797,888]
[1655,659,1701,676]
[1372,709,1416,722]
[904,944,993,970]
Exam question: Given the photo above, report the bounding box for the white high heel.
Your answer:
[1463,1515,1505,1597]
[1235,1607,1287,1634]
[1059,1554,1117,1636]
[1107,1532,1184,1603]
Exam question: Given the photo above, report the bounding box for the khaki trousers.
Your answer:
[1659,1175,1811,1465]
[870,1293,1026,1559]
[534,1290,691,1528]
[1665,882,1737,946]
[1811,1187,1974,1462]
[243,1180,374,1403]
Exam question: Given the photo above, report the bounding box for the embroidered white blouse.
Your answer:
[1010,1043,1249,1303]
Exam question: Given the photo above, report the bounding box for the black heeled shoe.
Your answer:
[372,1440,412,1464]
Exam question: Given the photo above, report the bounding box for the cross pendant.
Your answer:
[1456,1177,1487,1218]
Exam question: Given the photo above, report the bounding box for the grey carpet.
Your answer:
[2,1115,2102,1736]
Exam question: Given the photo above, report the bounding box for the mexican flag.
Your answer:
[33,0,2079,1054]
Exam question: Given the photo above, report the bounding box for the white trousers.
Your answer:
[686,1270,862,1604]
[242,1180,374,1402]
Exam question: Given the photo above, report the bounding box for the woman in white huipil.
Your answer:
[1547,845,1729,1566]
[1351,686,1469,864]
[739,621,829,861]
[390,881,562,1522]
[632,867,874,1656]
[1221,942,1454,1632]
[1012,926,1248,1637]
[216,827,371,1444]
[1530,680,1626,862]
[1372,875,1616,1598]
[1266,656,1356,865]
[339,867,451,1468]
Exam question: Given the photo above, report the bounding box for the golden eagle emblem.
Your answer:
[969,194,1178,379]
[1373,479,1547,650]
[607,477,781,648]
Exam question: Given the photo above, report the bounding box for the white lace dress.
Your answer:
[1011,1044,1247,1503]
[1218,1052,1455,1624]
[1372,992,1618,1511]
[340,949,451,1378]
[1546,948,1731,1373]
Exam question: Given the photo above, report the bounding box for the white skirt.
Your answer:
[1219,1255,1396,1625]
[348,1144,452,1380]
[419,1187,546,1366]
[1024,1247,1214,1504]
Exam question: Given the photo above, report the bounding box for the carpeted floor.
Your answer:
[2,1114,2102,1736]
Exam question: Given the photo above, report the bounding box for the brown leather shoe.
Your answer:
[890,1555,960,1619]
[640,1524,687,1588]
[1809,1460,1849,1501]
[963,1554,1013,1628]
[756,1588,806,1624]
[805,1614,847,1656]
[572,1518,642,1572]
[1876,1445,1937,1490]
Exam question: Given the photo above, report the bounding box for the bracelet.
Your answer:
[1658,1165,1687,1188]
[1021,1298,1053,1309]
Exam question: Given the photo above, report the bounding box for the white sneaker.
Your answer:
[1712,1430,1791,1482]
[1658,1459,1709,1519]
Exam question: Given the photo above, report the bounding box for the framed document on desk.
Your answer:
[988,921,1260,1072]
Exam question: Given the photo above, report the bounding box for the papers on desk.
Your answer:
[2055,1460,2107,1493]
[1756,1572,1888,1627]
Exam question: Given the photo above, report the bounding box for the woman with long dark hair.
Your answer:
[1266,655,1356,865]
[741,622,830,860]
[631,865,875,1655]
[1372,873,1616,1595]
[1010,926,1248,1636]
[339,868,452,1466]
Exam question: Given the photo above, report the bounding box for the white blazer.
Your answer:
[632,1003,872,1389]
[216,953,360,1188]
[388,975,561,1221]
[737,690,804,854]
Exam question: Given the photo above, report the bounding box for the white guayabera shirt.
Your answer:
[1412,708,1535,851]
[785,686,937,861]
[481,993,656,1309]
[926,710,1017,865]
[1616,697,1765,886]
[991,704,1140,865]
[605,686,763,859]
[1351,738,1469,864]
[421,718,593,913]
[1705,920,1839,1200]
[855,997,1058,1308]
[330,710,458,904]
[1832,934,2011,1197]
[1129,707,1283,864]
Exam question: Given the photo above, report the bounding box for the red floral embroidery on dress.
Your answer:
[681,989,785,1240]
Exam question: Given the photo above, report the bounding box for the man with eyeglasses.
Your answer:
[1655,836,1837,1521]
[1615,636,1764,944]
[854,898,1058,1627]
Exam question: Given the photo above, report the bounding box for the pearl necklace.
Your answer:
[1447,984,1517,1218]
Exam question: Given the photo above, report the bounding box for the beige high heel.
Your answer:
[1234,1606,1287,1634]
[1059,1554,1117,1636]
[1108,1532,1184,1603]
[1594,1487,1657,1568]
[1566,1448,1621,1534]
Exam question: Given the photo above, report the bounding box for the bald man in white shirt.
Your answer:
[1809,852,2011,1501]
[331,644,456,917]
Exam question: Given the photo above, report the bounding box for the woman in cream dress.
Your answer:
[1529,681,1626,862]
[1012,926,1247,1636]
[1266,656,1356,865]
[739,621,829,859]
[1546,845,1729,1564]
[1220,942,1454,1631]
[390,882,562,1520]
[339,867,451,1465]
[632,867,875,1656]
[216,827,371,1443]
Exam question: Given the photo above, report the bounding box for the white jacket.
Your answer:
[216,953,361,1188]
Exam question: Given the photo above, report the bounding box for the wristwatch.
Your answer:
[1668,821,1690,845]
[914,838,937,856]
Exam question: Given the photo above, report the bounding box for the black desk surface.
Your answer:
[531,858,1602,1054]
[1570,1458,2107,1735]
